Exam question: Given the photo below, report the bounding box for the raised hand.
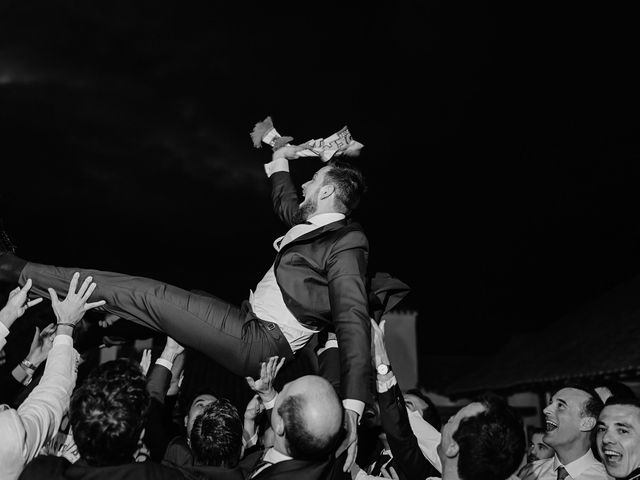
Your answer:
[25,323,57,366]
[140,348,152,376]
[0,278,43,328]
[48,272,107,326]
[245,356,285,403]
[370,318,390,369]
[380,465,399,479]
[337,408,359,472]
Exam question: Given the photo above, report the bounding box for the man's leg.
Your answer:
[2,254,293,377]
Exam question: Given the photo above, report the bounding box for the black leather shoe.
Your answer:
[0,220,16,255]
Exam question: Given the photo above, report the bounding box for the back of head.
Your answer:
[190,398,243,467]
[455,394,526,480]
[70,358,149,466]
[324,160,367,215]
[595,380,637,403]
[276,375,343,460]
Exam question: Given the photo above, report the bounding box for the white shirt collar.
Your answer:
[306,212,345,227]
[264,447,293,464]
[553,449,600,478]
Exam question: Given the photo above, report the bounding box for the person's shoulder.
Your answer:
[18,455,71,478]
[330,221,368,246]
[519,458,554,480]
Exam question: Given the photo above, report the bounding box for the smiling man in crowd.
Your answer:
[520,384,607,480]
[596,396,640,480]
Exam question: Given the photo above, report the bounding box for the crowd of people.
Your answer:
[1,141,640,480]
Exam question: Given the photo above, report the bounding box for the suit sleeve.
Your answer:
[145,363,174,462]
[327,230,371,404]
[378,383,440,480]
[269,171,301,228]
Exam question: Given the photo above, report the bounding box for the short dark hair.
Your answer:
[405,388,441,431]
[596,380,637,400]
[70,358,149,466]
[454,394,525,480]
[278,394,340,460]
[553,382,604,419]
[324,160,367,215]
[604,395,640,410]
[190,398,243,467]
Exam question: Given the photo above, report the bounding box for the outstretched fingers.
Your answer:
[85,299,106,311]
[76,275,94,299]
[48,288,60,305]
[67,272,80,296]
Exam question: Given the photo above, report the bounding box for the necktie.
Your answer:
[557,466,570,480]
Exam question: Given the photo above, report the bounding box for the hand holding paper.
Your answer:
[250,116,364,162]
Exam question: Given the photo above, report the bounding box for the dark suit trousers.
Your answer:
[20,262,294,377]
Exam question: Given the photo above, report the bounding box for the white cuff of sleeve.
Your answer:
[343,399,365,418]
[264,157,290,177]
[155,358,173,371]
[377,374,397,393]
[0,321,10,337]
[316,338,338,356]
[243,431,259,448]
[53,334,73,347]
[263,393,278,410]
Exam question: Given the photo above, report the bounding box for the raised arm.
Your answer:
[0,273,104,478]
[0,279,43,352]
[372,320,440,480]
[264,143,319,227]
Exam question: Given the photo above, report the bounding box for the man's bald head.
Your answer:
[272,375,343,460]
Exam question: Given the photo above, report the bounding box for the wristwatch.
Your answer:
[376,363,391,376]
[20,359,37,376]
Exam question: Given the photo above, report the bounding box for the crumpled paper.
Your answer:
[250,116,364,162]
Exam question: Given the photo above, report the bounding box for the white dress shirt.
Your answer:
[0,334,78,480]
[250,447,293,478]
[259,157,366,417]
[523,449,609,480]
[250,212,346,352]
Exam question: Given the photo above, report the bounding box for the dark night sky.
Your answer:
[1,1,639,357]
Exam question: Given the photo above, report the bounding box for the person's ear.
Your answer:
[319,184,335,200]
[274,414,285,437]
[580,416,596,431]
[445,439,459,458]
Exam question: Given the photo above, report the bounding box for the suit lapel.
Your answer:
[278,219,348,253]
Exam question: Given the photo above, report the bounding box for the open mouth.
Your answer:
[602,449,622,464]
[545,420,558,432]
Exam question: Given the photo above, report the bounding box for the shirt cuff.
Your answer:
[53,334,73,347]
[263,393,278,410]
[243,431,259,448]
[155,358,173,371]
[264,157,290,177]
[343,399,365,418]
[0,320,9,337]
[316,338,338,356]
[377,374,397,393]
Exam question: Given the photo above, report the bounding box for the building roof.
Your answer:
[444,273,640,397]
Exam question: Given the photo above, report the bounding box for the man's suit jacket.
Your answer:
[19,455,244,480]
[241,448,350,480]
[145,361,185,462]
[378,383,440,480]
[269,171,371,404]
